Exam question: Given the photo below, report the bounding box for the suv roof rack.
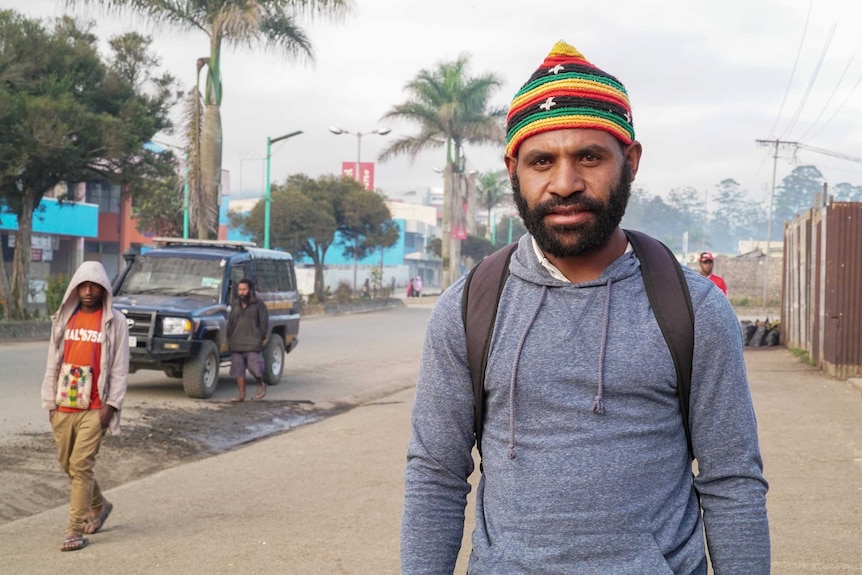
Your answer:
[152,237,257,249]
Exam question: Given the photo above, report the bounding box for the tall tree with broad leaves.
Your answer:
[130,149,185,238]
[339,187,399,292]
[108,32,185,238]
[773,165,824,231]
[237,174,336,302]
[707,178,766,253]
[379,54,505,288]
[622,189,687,250]
[832,182,862,202]
[0,11,174,318]
[237,174,396,303]
[68,0,353,239]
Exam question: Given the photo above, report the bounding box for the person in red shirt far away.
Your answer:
[698,251,728,295]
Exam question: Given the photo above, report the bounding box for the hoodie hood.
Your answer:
[58,261,115,318]
[507,233,641,288]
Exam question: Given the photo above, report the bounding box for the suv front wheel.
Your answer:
[183,340,220,398]
[262,333,285,386]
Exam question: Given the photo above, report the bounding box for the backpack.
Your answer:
[461,229,695,460]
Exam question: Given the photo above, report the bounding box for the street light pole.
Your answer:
[355,132,362,186]
[328,126,391,292]
[328,126,391,186]
[264,130,303,249]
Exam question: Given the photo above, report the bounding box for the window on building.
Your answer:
[85,241,120,254]
[85,181,121,213]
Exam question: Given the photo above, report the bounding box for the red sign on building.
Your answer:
[341,162,375,191]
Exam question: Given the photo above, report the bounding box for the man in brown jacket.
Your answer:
[227,278,269,402]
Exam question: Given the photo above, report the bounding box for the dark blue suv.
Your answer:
[112,238,301,398]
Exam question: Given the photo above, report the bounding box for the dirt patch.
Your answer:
[0,399,350,526]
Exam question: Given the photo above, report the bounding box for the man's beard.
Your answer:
[239,294,251,304]
[511,162,633,258]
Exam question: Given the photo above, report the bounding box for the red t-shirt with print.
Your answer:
[58,308,103,413]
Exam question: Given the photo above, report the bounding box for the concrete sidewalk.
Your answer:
[2,348,860,574]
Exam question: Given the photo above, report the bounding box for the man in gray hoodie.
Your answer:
[401,41,769,574]
[41,261,129,551]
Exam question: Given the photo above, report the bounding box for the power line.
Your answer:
[779,17,840,140]
[807,70,862,141]
[768,1,814,139]
[797,143,862,164]
[798,52,855,140]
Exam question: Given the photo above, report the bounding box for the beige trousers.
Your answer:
[51,410,105,535]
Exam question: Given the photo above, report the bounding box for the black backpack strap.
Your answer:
[624,229,696,458]
[461,243,518,457]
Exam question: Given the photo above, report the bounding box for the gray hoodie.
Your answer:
[401,233,769,574]
[41,261,130,434]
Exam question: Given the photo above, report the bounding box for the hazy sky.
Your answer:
[7,0,862,206]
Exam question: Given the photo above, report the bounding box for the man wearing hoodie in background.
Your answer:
[41,261,129,552]
[401,41,769,574]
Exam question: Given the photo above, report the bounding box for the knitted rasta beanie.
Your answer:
[505,41,635,157]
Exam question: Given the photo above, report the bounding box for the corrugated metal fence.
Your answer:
[783,201,862,379]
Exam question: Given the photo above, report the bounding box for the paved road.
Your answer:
[0,305,430,447]
[748,350,862,574]
[1,336,860,573]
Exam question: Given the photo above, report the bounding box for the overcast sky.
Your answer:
[7,0,862,206]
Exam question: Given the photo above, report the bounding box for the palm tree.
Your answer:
[379,54,505,287]
[69,0,352,238]
[475,170,511,244]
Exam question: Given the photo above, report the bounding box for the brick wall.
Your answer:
[689,254,783,305]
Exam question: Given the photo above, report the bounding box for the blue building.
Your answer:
[226,197,440,297]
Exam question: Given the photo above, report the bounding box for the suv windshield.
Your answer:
[118,256,225,301]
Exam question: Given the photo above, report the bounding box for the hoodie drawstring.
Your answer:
[591,278,614,415]
[506,286,548,460]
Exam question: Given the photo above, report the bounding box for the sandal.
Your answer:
[60,534,89,552]
[84,501,113,535]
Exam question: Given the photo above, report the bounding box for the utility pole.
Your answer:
[754,139,798,307]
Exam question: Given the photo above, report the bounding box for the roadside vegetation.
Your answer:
[0,11,177,319]
[790,348,816,367]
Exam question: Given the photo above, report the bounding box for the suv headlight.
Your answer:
[162,317,192,336]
